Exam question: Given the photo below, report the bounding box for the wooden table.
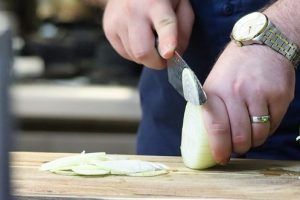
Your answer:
[11,152,300,200]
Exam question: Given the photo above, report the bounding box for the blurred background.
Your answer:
[3,0,142,154]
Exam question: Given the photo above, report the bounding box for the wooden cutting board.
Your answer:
[11,152,300,200]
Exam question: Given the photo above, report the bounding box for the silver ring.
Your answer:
[251,115,271,123]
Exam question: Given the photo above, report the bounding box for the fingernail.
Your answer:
[159,43,175,58]
[219,157,231,166]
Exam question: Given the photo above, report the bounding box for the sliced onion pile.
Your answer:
[40,151,169,177]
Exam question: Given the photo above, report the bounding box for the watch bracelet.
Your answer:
[259,22,299,69]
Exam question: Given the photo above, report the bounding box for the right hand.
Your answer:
[103,0,195,69]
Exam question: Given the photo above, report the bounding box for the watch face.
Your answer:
[232,12,267,41]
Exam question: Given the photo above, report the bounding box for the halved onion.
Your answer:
[181,102,216,169]
[181,67,216,169]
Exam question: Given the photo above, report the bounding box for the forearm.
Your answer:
[264,0,300,46]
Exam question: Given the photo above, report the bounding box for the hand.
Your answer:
[102,0,194,69]
[202,43,295,164]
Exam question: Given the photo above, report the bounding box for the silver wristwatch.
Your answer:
[231,12,300,69]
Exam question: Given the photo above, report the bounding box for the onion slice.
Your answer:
[40,152,169,177]
[182,68,200,105]
[71,164,109,176]
[40,152,107,171]
[128,170,168,177]
[91,160,165,175]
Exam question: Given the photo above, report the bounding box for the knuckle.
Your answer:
[289,92,295,102]
[103,18,117,39]
[272,82,291,98]
[102,16,110,32]
[126,0,150,16]
[103,25,114,39]
[132,49,151,62]
[245,81,267,99]
[252,130,267,147]
[148,0,160,7]
[282,86,295,102]
[207,122,231,164]
[125,0,137,14]
[276,84,288,96]
[269,84,293,103]
[232,79,243,97]
[209,122,230,137]
[148,0,168,12]
[251,84,265,98]
[232,134,250,154]
[156,18,177,31]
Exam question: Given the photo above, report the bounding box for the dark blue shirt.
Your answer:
[137,0,300,160]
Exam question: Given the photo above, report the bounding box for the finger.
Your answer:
[128,15,166,68]
[247,97,270,147]
[225,98,252,154]
[102,4,131,61]
[175,0,195,53]
[267,77,295,134]
[202,94,232,165]
[149,1,178,59]
[118,27,135,61]
[106,33,131,61]
[268,100,290,134]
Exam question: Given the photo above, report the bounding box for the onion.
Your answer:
[181,67,216,169]
[181,102,216,169]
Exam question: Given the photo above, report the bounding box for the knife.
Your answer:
[167,51,207,105]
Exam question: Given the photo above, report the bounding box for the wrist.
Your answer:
[227,41,293,69]
[263,1,300,48]
[230,11,299,68]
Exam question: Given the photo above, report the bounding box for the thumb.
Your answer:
[149,1,178,59]
[202,93,232,165]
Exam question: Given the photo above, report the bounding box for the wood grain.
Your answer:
[11,152,300,200]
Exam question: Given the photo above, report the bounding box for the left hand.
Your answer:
[202,42,296,164]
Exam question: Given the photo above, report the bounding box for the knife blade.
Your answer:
[167,51,207,105]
